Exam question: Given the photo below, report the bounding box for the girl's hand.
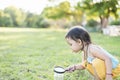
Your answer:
[65,65,76,73]
[105,75,113,80]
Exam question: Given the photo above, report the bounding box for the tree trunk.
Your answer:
[99,16,109,33]
[100,17,109,29]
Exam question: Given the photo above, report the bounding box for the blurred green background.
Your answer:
[0,0,120,30]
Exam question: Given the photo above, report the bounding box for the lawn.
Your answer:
[0,27,120,80]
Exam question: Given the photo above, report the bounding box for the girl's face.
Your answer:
[66,38,82,53]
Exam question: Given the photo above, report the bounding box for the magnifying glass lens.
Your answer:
[54,66,65,73]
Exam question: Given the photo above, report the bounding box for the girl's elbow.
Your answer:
[105,57,112,63]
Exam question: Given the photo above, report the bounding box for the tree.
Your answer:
[43,1,71,19]
[25,12,50,28]
[42,1,84,27]
[4,6,26,27]
[78,0,119,29]
[0,10,13,27]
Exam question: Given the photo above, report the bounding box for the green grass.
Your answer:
[0,27,120,80]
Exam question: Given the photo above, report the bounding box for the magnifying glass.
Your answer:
[54,66,67,80]
[54,66,67,74]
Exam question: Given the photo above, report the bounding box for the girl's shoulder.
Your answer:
[89,44,101,52]
[88,44,105,56]
[88,44,97,57]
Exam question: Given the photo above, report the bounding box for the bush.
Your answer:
[110,19,120,25]
[36,19,50,28]
[86,19,98,27]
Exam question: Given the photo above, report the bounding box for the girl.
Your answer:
[65,26,120,80]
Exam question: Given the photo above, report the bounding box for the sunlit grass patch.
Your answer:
[0,27,120,80]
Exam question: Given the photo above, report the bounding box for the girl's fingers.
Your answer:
[65,66,75,72]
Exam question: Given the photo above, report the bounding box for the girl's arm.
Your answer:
[90,45,113,80]
[75,63,86,70]
[65,63,85,72]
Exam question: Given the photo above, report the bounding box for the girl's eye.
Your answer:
[69,44,72,46]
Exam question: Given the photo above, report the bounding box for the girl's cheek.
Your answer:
[71,47,74,50]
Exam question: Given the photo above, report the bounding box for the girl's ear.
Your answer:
[77,39,82,45]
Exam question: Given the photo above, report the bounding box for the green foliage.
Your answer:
[42,1,72,19]
[25,13,50,28]
[42,1,84,27]
[4,6,26,27]
[0,0,120,29]
[81,0,119,28]
[86,19,98,27]
[0,28,120,80]
[0,10,13,27]
[36,18,50,28]
[0,6,50,28]
[82,0,119,17]
[25,13,38,27]
[110,19,120,25]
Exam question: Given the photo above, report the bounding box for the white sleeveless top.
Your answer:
[87,46,119,69]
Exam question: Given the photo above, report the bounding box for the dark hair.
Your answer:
[65,26,91,46]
